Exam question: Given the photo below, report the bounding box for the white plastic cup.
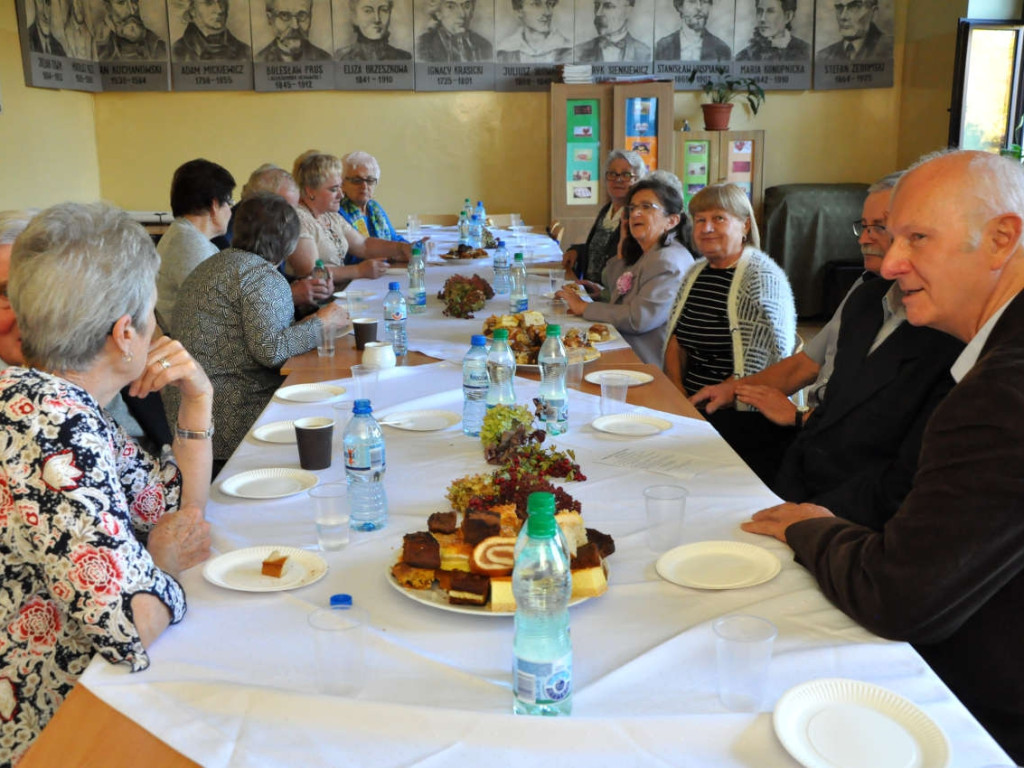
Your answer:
[643,485,687,552]
[309,483,350,550]
[600,372,630,415]
[307,605,367,696]
[566,348,585,389]
[317,323,335,357]
[350,364,380,404]
[713,615,777,712]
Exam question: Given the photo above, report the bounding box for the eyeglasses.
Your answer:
[625,202,664,216]
[605,171,637,182]
[345,176,378,187]
[272,10,311,24]
[834,1,867,13]
[852,221,886,237]
[0,283,10,311]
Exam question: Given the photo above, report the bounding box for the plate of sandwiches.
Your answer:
[481,311,605,367]
[388,506,614,615]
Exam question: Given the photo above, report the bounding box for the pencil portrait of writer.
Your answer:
[256,0,332,62]
[816,0,892,61]
[335,0,411,60]
[171,0,251,61]
[97,0,169,60]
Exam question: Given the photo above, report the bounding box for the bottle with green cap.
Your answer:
[486,328,516,407]
[512,491,572,716]
[538,323,568,435]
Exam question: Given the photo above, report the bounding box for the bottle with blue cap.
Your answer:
[469,213,483,249]
[462,335,490,436]
[383,281,407,356]
[512,491,572,716]
[492,239,510,295]
[343,399,387,530]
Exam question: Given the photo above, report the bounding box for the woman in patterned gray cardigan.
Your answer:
[169,194,349,469]
[664,183,796,398]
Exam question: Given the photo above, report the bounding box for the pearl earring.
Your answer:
[123,352,133,363]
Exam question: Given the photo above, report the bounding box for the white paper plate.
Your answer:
[274,383,347,403]
[592,413,672,436]
[378,409,461,431]
[774,678,950,768]
[386,561,588,616]
[251,420,297,444]
[220,468,319,499]
[656,541,781,589]
[585,369,653,386]
[203,546,328,593]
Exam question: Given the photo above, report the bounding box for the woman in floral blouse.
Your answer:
[557,174,694,365]
[0,203,214,765]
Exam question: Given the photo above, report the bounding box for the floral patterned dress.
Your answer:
[0,367,186,766]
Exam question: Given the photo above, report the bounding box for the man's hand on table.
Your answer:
[148,504,212,577]
[742,502,834,544]
[690,378,738,414]
[735,384,800,426]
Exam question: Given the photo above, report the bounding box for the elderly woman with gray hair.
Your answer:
[562,149,647,282]
[0,202,213,764]
[171,194,349,467]
[338,150,406,242]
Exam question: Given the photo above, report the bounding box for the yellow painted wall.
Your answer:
[0,3,100,211]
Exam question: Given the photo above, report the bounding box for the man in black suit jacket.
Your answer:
[654,0,729,61]
[744,150,1024,763]
[574,0,650,62]
[26,0,66,56]
[817,0,892,61]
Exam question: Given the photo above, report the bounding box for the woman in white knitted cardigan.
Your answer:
[664,184,796,397]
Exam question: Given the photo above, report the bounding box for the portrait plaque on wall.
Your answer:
[252,0,336,91]
[813,0,894,90]
[493,0,572,91]
[333,0,415,90]
[414,0,496,91]
[732,0,812,90]
[573,0,653,81]
[169,0,255,91]
[651,0,732,90]
[95,0,172,91]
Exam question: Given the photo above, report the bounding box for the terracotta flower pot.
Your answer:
[701,103,734,131]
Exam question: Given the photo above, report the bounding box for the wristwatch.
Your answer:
[175,422,215,440]
[794,406,810,429]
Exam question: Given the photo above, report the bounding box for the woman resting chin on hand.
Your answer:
[0,203,213,765]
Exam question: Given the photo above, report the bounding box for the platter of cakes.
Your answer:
[388,506,614,616]
[481,311,605,368]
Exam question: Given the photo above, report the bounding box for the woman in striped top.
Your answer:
[664,183,796,397]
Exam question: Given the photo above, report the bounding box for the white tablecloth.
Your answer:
[79,364,1011,767]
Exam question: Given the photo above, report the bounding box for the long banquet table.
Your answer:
[20,227,1014,767]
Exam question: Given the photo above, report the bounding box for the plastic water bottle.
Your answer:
[510,253,528,313]
[469,214,483,249]
[538,324,568,435]
[383,281,407,357]
[512,492,572,716]
[343,399,388,531]
[493,239,510,295]
[513,491,569,562]
[486,328,516,408]
[476,200,487,224]
[408,243,426,314]
[458,211,470,246]
[462,197,473,218]
[462,335,490,436]
[312,259,330,304]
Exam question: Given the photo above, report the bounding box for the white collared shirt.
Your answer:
[950,298,1016,382]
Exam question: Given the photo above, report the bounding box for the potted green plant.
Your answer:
[689,67,766,131]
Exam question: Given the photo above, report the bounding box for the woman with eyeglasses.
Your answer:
[338,151,407,243]
[556,173,694,364]
[290,152,410,288]
[561,149,647,282]
[664,183,796,398]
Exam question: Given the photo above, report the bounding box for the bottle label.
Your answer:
[513,653,572,705]
[539,398,567,424]
[344,443,385,472]
[510,297,528,313]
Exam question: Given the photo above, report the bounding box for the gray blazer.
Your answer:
[582,235,694,364]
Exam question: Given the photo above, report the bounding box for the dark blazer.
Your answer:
[416,27,492,62]
[575,33,651,63]
[653,29,729,60]
[28,23,66,56]
[257,37,331,62]
[171,23,251,61]
[735,33,811,61]
[817,22,893,61]
[568,201,620,282]
[773,278,964,528]
[336,29,411,60]
[787,289,1024,762]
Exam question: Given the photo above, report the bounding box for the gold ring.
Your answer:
[158,358,171,370]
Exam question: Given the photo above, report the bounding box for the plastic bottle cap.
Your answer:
[514,253,524,261]
[388,281,400,290]
[353,399,372,414]
[471,334,488,346]
[526,510,557,538]
[471,214,479,221]
[492,328,509,340]
[412,244,422,255]
[546,324,561,335]
[329,593,353,609]
[526,491,556,517]
[315,259,325,267]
